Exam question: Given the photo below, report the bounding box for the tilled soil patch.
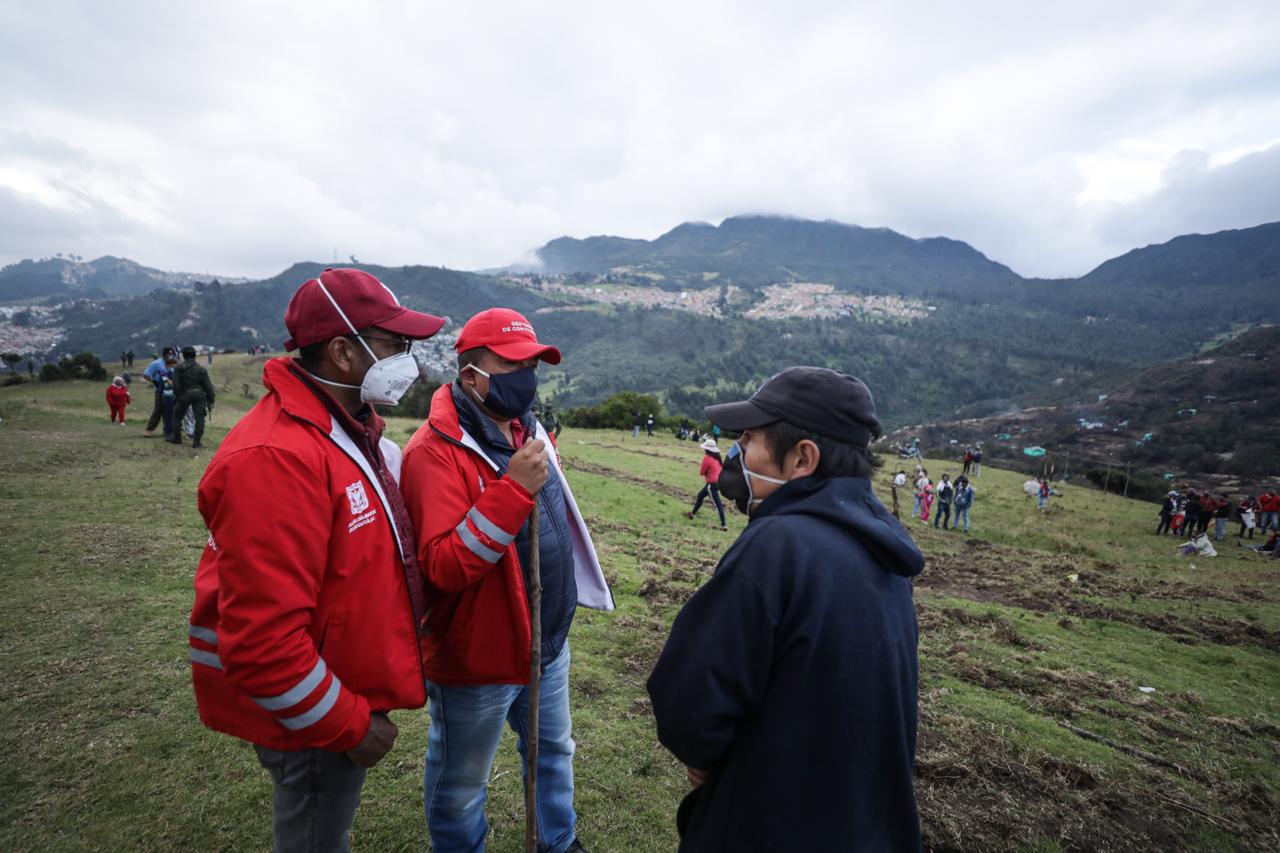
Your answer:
[564,458,690,500]
[915,698,1275,849]
[918,550,1280,650]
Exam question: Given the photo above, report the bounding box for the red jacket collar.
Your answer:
[261,357,386,438]
[427,381,464,441]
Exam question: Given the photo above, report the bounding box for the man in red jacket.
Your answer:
[1259,489,1280,534]
[400,308,613,853]
[188,268,444,851]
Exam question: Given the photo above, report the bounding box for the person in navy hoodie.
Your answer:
[648,366,924,852]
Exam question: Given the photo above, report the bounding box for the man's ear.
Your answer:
[326,337,360,376]
[789,439,821,478]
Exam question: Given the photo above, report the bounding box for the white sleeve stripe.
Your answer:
[251,658,328,712]
[277,676,343,731]
[467,507,516,546]
[456,519,503,563]
[188,624,218,645]
[189,648,224,669]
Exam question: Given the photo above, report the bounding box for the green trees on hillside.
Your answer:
[565,391,666,430]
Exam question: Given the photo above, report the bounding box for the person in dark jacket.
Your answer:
[934,474,954,529]
[1157,491,1176,535]
[171,346,217,448]
[648,366,924,852]
[1182,491,1202,539]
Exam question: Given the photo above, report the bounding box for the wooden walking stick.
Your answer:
[524,493,542,853]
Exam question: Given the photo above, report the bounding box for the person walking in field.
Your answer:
[920,477,934,523]
[632,411,643,439]
[188,268,446,851]
[170,346,216,448]
[105,376,130,424]
[961,447,973,476]
[953,475,974,534]
[1037,477,1051,512]
[399,308,611,853]
[687,438,728,530]
[972,446,983,477]
[648,367,924,851]
[646,413,655,437]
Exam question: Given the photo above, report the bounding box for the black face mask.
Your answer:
[717,453,751,515]
[467,365,539,419]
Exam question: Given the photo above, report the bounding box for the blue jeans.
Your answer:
[1262,511,1280,533]
[911,494,921,518]
[254,745,367,853]
[955,506,970,533]
[424,645,576,853]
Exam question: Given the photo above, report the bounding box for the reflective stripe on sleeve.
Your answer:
[456,519,502,563]
[467,507,516,546]
[251,659,328,712]
[189,648,224,669]
[277,676,342,731]
[188,624,218,645]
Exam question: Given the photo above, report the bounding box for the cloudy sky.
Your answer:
[2,1,1278,279]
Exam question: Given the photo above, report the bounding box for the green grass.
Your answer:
[1,357,1277,850]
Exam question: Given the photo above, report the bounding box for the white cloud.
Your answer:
[0,0,1277,279]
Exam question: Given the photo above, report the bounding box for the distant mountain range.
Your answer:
[2,215,1277,435]
[0,255,247,301]
[536,214,1021,295]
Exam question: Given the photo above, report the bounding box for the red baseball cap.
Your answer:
[454,308,562,364]
[283,268,446,351]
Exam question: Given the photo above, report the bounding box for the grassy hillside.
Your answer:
[1,358,1277,851]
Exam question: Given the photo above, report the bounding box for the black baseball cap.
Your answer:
[705,366,881,447]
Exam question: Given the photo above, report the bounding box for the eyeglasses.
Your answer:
[351,334,412,355]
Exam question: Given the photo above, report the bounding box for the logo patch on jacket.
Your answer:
[346,481,370,514]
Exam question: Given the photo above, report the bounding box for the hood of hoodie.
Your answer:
[751,475,924,578]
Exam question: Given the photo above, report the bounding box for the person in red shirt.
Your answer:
[105,376,130,424]
[687,438,728,530]
[1259,489,1280,534]
[188,268,445,851]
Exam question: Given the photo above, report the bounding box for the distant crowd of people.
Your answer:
[1157,487,1280,545]
[105,345,216,448]
[896,464,977,533]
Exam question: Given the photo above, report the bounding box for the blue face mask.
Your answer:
[466,365,539,419]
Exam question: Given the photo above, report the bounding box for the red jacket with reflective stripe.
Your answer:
[188,358,426,751]
[400,384,540,685]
